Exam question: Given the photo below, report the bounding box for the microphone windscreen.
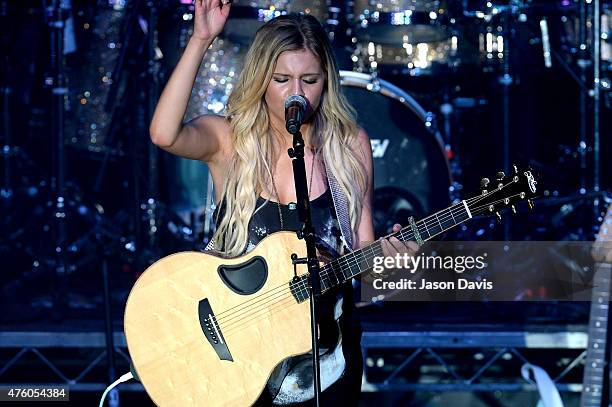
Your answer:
[284,95,308,110]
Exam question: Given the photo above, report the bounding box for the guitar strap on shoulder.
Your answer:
[324,160,354,253]
[204,236,216,252]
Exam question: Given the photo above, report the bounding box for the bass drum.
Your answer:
[339,71,451,238]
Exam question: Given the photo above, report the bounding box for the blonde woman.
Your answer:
[149,0,417,404]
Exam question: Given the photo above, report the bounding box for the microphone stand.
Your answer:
[286,124,322,406]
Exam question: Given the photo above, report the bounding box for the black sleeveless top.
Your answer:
[246,189,342,259]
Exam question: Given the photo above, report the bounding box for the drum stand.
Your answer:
[0,88,24,205]
[4,0,126,323]
[33,0,114,317]
[578,0,590,193]
[143,0,162,265]
[91,0,168,269]
[591,0,603,216]
[45,0,71,315]
[0,0,16,205]
[551,0,606,241]
[553,0,605,233]
[529,0,606,237]
[494,4,520,240]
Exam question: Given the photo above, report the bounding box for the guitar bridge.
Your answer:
[198,298,233,361]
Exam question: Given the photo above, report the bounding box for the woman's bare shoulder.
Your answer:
[349,127,371,159]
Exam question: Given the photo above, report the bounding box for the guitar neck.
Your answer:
[317,201,473,292]
[581,262,612,407]
[288,168,538,298]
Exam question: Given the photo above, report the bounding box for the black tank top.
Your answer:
[246,189,342,257]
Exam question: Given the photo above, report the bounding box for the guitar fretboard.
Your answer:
[289,201,473,300]
[580,262,612,407]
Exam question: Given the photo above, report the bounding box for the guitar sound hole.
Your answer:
[217,256,268,295]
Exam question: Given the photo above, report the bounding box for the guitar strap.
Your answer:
[204,232,216,251]
[204,158,355,254]
[323,159,354,253]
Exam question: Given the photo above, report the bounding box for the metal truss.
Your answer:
[0,332,143,392]
[0,326,589,394]
[361,327,588,393]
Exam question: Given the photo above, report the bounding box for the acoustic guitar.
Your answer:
[124,167,538,406]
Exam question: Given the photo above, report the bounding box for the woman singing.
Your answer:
[149,0,416,404]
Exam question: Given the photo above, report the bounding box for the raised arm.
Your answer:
[149,0,231,163]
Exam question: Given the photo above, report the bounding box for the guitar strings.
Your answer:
[221,291,299,335]
[211,185,518,327]
[217,197,521,336]
[213,191,521,334]
[211,283,295,327]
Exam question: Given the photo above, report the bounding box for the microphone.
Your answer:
[284,95,308,134]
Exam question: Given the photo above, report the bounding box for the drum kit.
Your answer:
[177,0,609,237]
[1,0,609,315]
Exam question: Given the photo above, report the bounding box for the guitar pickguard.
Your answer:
[217,256,268,295]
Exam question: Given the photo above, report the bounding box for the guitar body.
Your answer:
[124,232,312,406]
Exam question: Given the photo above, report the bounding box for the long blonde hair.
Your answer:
[213,14,367,256]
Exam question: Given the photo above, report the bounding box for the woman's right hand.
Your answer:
[193,0,232,42]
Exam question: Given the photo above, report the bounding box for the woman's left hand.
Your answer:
[381,223,420,259]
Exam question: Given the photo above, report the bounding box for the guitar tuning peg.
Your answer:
[511,205,516,214]
[496,171,505,180]
[496,211,502,220]
[528,199,534,210]
[480,178,490,188]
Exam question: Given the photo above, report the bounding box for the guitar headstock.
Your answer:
[467,164,539,219]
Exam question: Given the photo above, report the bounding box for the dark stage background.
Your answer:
[0,0,610,405]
